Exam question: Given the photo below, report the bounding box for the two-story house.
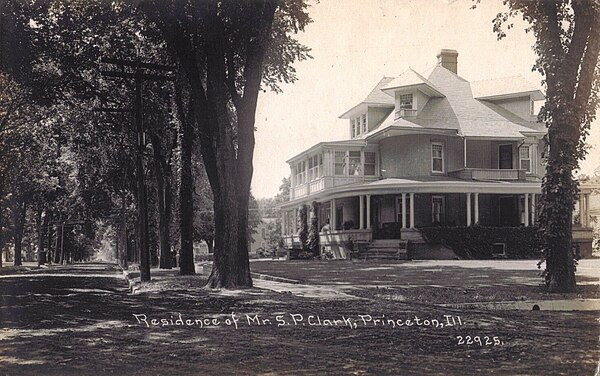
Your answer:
[280,50,594,259]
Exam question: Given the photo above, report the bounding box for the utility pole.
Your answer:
[100,58,174,282]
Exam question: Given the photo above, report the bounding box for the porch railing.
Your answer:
[319,229,372,245]
[291,176,379,199]
[449,168,526,181]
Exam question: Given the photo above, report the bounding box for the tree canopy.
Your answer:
[492,0,600,292]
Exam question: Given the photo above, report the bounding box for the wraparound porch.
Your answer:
[280,178,595,258]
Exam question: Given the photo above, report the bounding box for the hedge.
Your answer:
[418,226,542,259]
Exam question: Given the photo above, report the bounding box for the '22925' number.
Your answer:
[456,336,503,346]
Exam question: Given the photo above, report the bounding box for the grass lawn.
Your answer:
[0,261,598,375]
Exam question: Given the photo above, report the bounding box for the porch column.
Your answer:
[579,194,585,226]
[281,211,286,235]
[293,208,298,233]
[463,137,467,168]
[359,195,365,229]
[524,193,529,227]
[331,199,336,230]
[366,195,371,229]
[474,193,479,225]
[409,193,415,228]
[466,193,472,226]
[401,193,407,229]
[531,194,536,225]
[585,193,590,228]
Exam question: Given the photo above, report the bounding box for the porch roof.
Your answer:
[280,176,542,208]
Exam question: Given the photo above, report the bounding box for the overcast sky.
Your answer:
[251,0,600,198]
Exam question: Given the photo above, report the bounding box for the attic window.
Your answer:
[351,114,366,138]
[361,114,367,133]
[399,94,413,110]
[396,94,416,118]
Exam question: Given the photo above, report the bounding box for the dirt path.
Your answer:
[0,263,598,375]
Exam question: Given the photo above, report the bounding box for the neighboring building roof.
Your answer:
[339,77,395,118]
[471,76,545,101]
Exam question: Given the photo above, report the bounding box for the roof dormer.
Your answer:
[340,77,395,138]
[381,68,444,119]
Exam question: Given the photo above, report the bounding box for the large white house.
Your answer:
[280,50,595,259]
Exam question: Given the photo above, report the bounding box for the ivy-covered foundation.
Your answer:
[419,226,543,259]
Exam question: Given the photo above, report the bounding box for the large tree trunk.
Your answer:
[144,0,276,287]
[176,81,195,275]
[36,208,46,265]
[207,156,252,288]
[45,211,53,264]
[152,134,172,269]
[537,2,600,293]
[12,199,26,266]
[542,121,577,292]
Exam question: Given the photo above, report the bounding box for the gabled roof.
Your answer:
[371,65,544,139]
[339,77,395,119]
[381,68,445,98]
[471,76,545,101]
[335,56,549,146]
[363,77,396,104]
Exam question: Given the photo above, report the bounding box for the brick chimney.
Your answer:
[437,49,458,74]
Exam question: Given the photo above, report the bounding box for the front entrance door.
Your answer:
[498,196,516,226]
[498,145,513,169]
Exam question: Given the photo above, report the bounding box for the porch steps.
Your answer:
[361,239,409,260]
[400,229,424,242]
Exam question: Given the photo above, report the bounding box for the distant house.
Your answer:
[280,49,594,258]
[581,169,600,253]
[250,217,277,254]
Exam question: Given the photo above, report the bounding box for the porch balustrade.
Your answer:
[449,168,526,181]
[319,229,372,245]
[290,175,379,199]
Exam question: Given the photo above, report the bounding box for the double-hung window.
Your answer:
[431,143,444,173]
[296,161,306,184]
[349,151,361,175]
[307,154,322,181]
[334,150,363,175]
[351,114,367,138]
[334,151,346,175]
[364,152,376,175]
[361,114,367,134]
[399,94,413,110]
[519,145,532,173]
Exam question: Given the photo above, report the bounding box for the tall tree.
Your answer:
[142,0,310,287]
[493,0,600,292]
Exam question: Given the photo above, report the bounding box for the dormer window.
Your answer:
[361,114,367,134]
[351,113,367,138]
[399,94,413,110]
[396,94,416,118]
